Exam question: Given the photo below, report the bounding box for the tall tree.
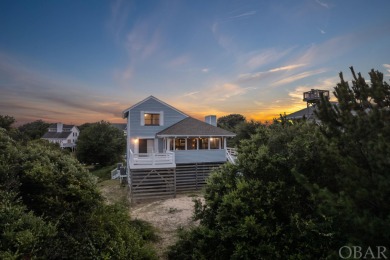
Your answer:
[76,121,126,166]
[0,115,15,131]
[217,114,246,131]
[311,67,390,251]
[18,120,50,140]
[78,122,93,132]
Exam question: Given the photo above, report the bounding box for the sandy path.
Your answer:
[131,194,203,259]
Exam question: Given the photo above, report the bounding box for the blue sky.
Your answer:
[1,0,389,125]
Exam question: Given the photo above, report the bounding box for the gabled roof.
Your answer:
[42,131,72,139]
[122,96,189,118]
[156,117,236,137]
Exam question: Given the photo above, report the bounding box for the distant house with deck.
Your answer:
[41,123,79,150]
[286,89,335,122]
[121,96,236,200]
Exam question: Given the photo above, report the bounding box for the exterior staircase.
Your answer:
[111,164,127,183]
[226,148,237,164]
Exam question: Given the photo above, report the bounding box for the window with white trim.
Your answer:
[141,111,164,126]
[144,113,160,125]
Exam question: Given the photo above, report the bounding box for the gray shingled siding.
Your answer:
[174,149,226,163]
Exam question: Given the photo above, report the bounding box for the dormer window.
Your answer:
[141,111,164,126]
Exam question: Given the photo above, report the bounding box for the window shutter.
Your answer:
[160,111,164,126]
[140,111,145,126]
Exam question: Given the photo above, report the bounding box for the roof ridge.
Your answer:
[122,96,189,118]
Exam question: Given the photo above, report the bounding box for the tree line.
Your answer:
[0,118,126,167]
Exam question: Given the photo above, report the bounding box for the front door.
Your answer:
[139,139,154,153]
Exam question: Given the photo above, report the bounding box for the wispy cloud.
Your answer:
[229,11,256,19]
[182,91,199,98]
[214,84,257,101]
[243,47,296,70]
[0,53,126,124]
[126,23,162,60]
[202,68,210,73]
[107,0,131,41]
[172,82,257,115]
[211,22,236,52]
[291,25,390,67]
[238,63,306,82]
[168,54,191,68]
[269,64,306,72]
[272,69,327,87]
[315,0,329,9]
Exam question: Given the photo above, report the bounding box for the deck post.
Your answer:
[195,163,198,190]
[174,168,176,198]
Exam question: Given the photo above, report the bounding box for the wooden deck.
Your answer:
[129,150,176,169]
[126,148,237,200]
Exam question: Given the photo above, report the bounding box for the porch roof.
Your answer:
[156,117,236,137]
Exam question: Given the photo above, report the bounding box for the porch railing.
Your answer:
[129,150,176,168]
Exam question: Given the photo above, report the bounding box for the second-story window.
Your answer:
[144,113,160,126]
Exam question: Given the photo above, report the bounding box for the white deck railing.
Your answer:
[129,150,176,169]
[226,147,238,164]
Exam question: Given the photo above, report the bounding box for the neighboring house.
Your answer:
[286,105,318,121]
[286,89,336,122]
[41,123,80,150]
[121,96,236,200]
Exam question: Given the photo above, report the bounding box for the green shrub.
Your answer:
[0,128,157,259]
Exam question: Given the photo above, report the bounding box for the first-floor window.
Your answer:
[210,138,221,149]
[175,138,186,150]
[199,138,209,149]
[187,138,198,150]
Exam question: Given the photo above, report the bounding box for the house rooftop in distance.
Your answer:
[286,102,338,121]
[111,123,127,131]
[48,123,75,130]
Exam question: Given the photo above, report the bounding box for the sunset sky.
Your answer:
[1,0,389,125]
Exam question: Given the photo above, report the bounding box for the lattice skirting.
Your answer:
[129,162,225,201]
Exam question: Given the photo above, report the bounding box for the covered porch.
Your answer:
[127,117,236,169]
[128,136,229,169]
